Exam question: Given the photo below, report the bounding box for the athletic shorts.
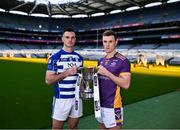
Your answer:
[52,97,83,121]
[97,107,123,128]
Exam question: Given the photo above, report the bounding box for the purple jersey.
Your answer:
[98,52,131,108]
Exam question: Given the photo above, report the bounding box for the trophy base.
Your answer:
[80,92,94,99]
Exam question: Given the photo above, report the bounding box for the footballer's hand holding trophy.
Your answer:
[75,67,101,118]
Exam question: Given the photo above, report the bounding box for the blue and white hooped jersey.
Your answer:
[47,49,83,99]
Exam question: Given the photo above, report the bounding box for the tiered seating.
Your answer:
[0,43,11,50]
[9,43,27,50]
[25,44,41,49]
[157,43,180,50]
[132,44,157,49]
[117,44,133,49]
[0,2,180,32]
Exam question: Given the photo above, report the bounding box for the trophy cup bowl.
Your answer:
[80,67,94,99]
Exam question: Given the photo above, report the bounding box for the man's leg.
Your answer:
[99,123,121,130]
[67,117,80,129]
[109,126,121,130]
[99,107,123,130]
[99,123,106,130]
[52,119,64,130]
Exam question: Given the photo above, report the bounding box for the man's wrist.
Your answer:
[58,71,68,80]
[107,72,113,79]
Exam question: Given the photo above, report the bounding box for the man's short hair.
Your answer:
[103,30,117,40]
[63,27,75,35]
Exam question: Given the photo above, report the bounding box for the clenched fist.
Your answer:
[97,65,110,77]
[65,66,77,76]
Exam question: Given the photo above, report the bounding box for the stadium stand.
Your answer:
[0,1,180,63]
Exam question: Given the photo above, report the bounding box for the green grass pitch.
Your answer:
[0,60,179,128]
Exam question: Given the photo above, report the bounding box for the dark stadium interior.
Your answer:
[0,1,180,48]
[0,0,165,16]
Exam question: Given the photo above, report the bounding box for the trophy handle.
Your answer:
[93,73,101,118]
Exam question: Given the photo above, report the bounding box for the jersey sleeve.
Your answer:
[47,56,56,71]
[98,58,103,66]
[120,58,131,73]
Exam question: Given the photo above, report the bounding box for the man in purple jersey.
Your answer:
[97,30,131,129]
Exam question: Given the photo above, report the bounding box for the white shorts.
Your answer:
[52,97,83,121]
[97,107,123,128]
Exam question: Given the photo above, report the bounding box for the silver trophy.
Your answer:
[75,67,101,118]
[80,67,94,99]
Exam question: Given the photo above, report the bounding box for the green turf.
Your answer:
[0,60,93,128]
[0,60,179,128]
[0,60,52,128]
[74,91,180,129]
[121,72,180,105]
[123,90,180,129]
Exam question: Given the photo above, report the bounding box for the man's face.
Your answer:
[62,31,76,48]
[103,35,117,53]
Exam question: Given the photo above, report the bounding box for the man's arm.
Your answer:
[98,65,131,89]
[45,66,77,85]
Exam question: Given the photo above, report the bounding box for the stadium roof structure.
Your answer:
[0,0,177,17]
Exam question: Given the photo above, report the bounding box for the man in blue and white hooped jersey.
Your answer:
[45,28,83,129]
